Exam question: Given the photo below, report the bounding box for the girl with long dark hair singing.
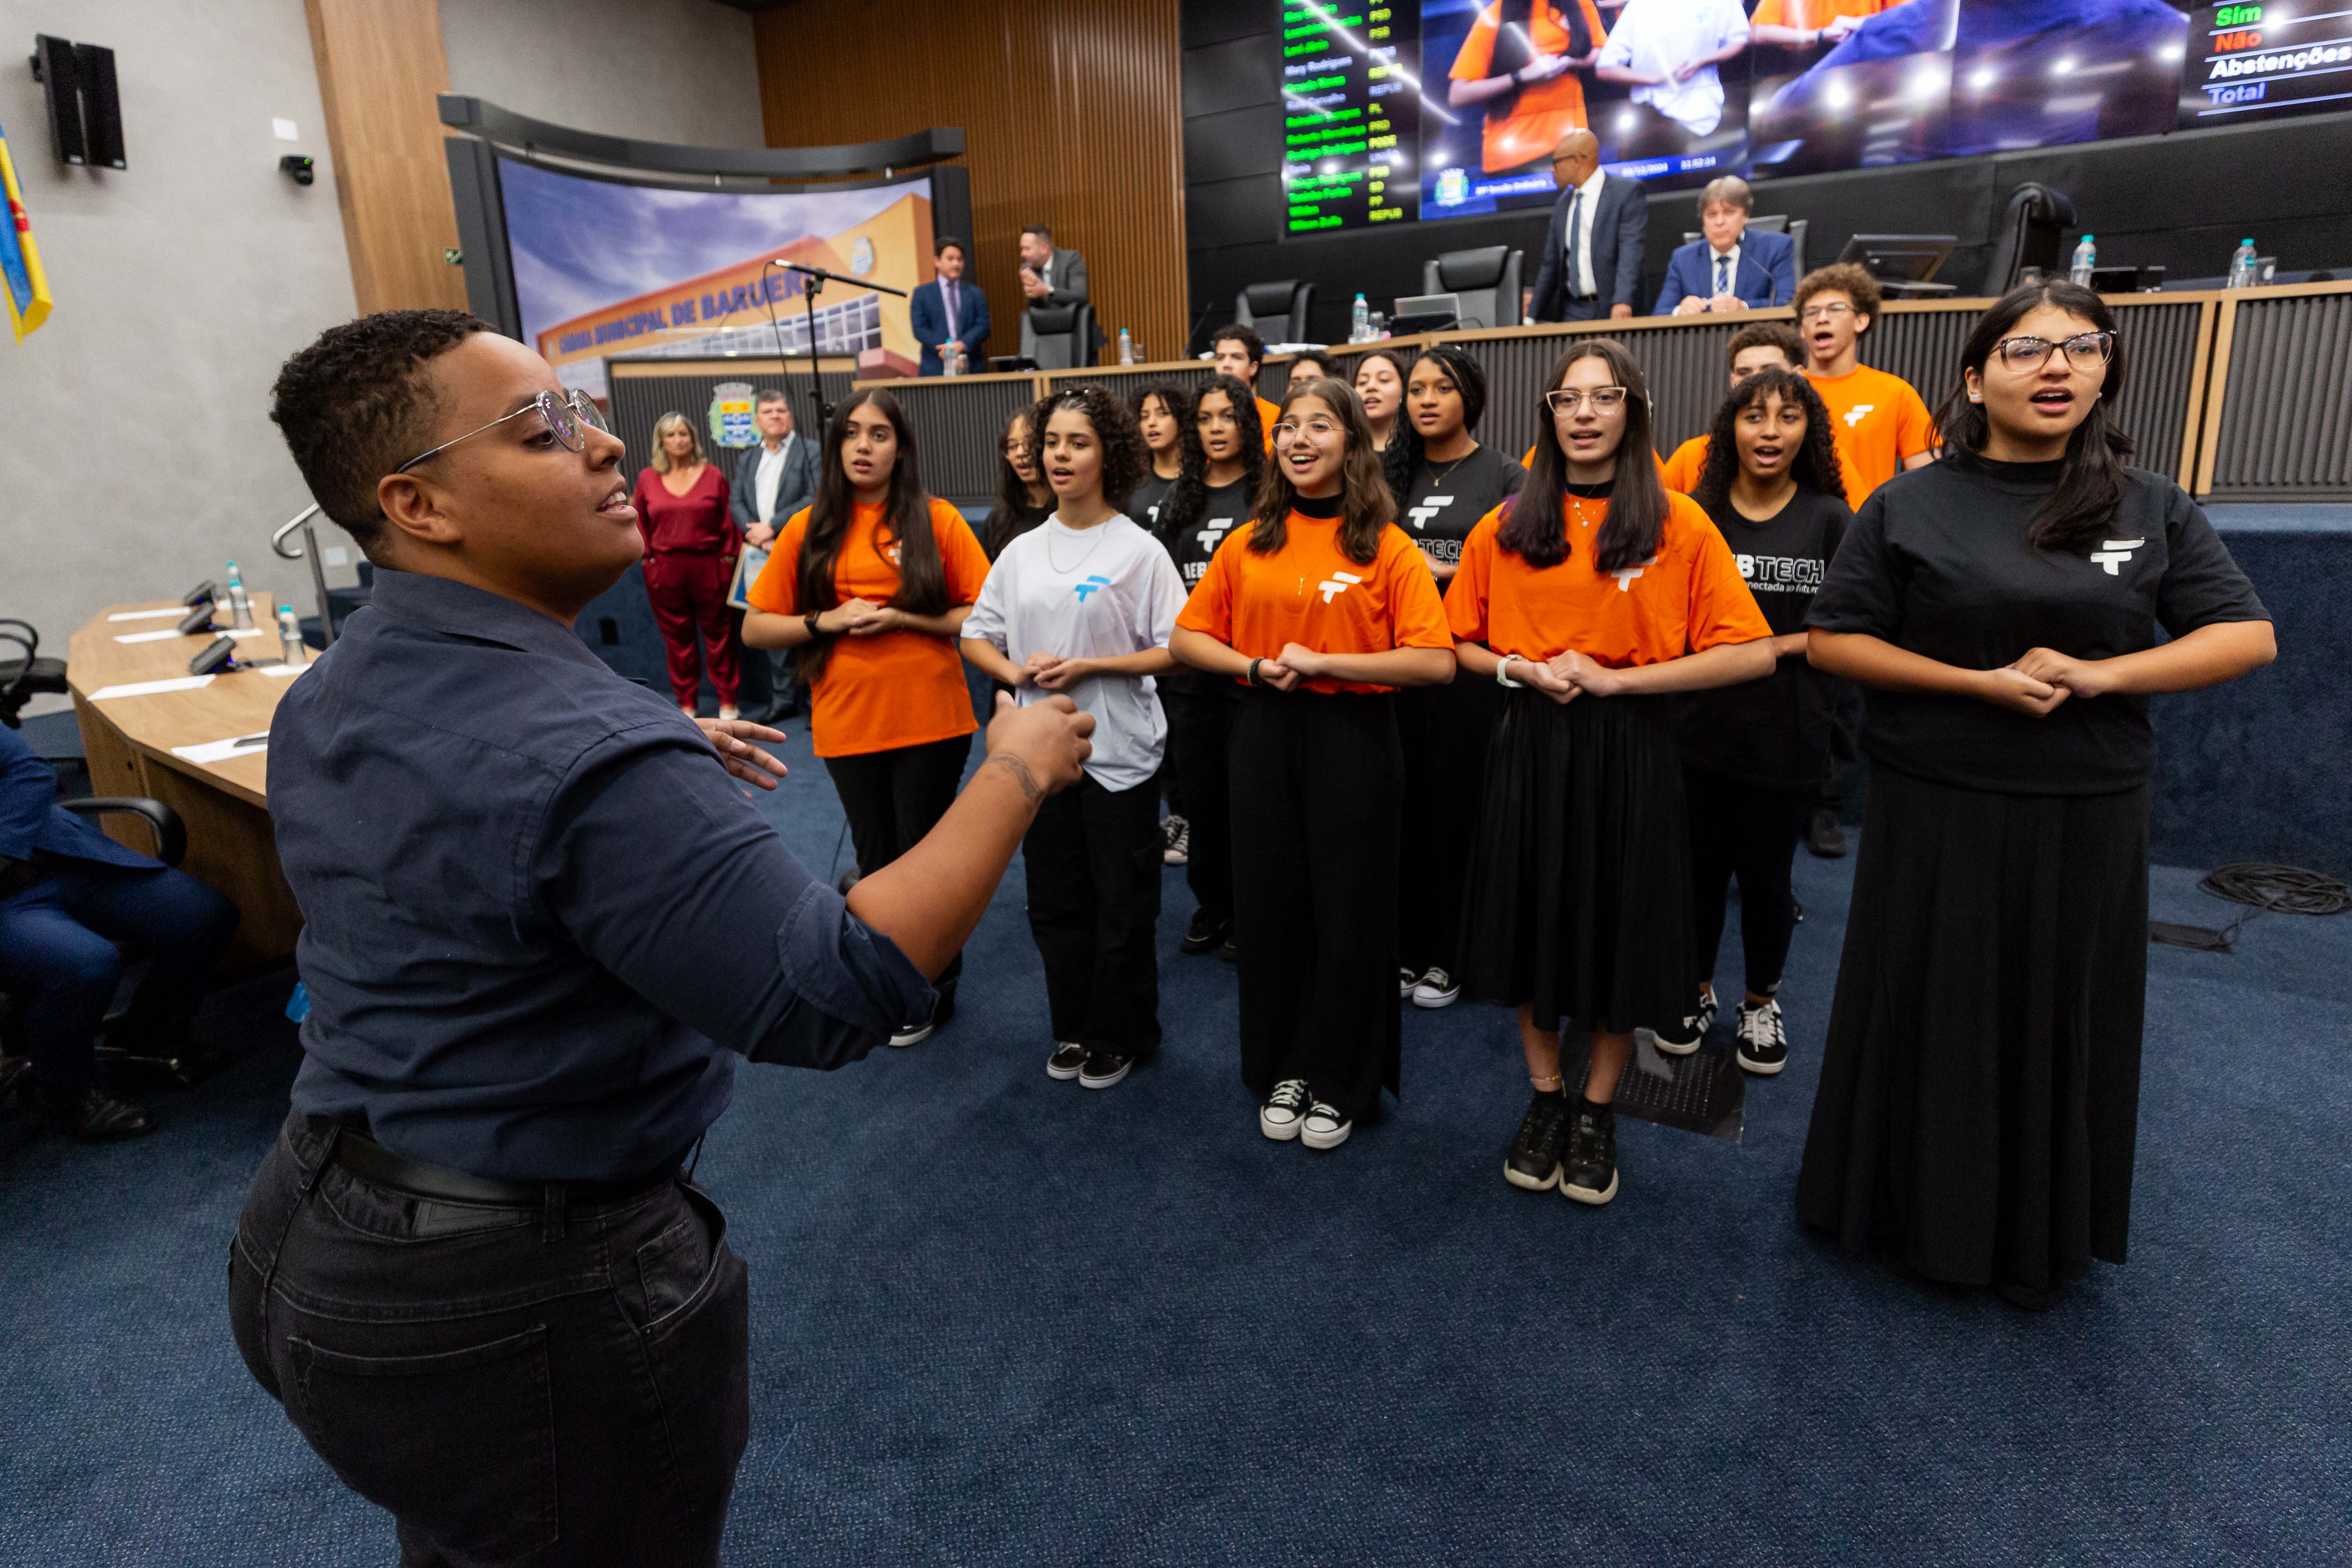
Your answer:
[1130,380,1202,533]
[1797,282,2274,1309]
[744,389,994,1046]
[1450,341,1774,1206]
[1170,379,1453,1152]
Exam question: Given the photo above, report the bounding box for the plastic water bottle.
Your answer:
[1350,293,1370,343]
[277,606,307,668]
[226,562,253,630]
[2069,234,2095,288]
[1118,327,1134,365]
[943,342,962,378]
[2227,238,2260,289]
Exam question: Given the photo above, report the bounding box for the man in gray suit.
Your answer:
[1015,223,1095,363]
[1527,130,1648,323]
[728,388,819,721]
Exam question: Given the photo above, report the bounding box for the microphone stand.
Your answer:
[762,259,913,436]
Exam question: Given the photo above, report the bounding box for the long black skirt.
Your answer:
[1795,765,2151,1294]
[1456,691,1695,1036]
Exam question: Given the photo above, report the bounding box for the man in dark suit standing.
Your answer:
[1015,223,1096,362]
[1527,130,1647,323]
[728,388,819,720]
[1653,175,1797,315]
[908,236,991,376]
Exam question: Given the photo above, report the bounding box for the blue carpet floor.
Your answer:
[3,716,2349,1565]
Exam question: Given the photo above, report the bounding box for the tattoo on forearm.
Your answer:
[988,752,1044,805]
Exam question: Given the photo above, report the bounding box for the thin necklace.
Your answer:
[1046,516,1110,575]
[1423,443,1476,485]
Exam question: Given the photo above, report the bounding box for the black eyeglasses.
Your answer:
[1993,331,2115,373]
[395,387,610,475]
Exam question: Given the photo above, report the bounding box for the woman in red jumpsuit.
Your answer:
[632,410,742,718]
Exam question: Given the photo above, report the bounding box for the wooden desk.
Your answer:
[68,602,307,966]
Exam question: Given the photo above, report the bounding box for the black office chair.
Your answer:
[1420,246,1525,330]
[0,619,67,731]
[0,795,204,1095]
[1027,301,1098,370]
[1985,183,2077,295]
[1677,215,1810,289]
[1234,280,1315,344]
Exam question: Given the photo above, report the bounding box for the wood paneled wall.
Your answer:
[303,0,469,315]
[752,0,1186,367]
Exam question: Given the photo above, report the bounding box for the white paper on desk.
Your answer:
[86,674,217,701]
[261,661,309,679]
[172,733,271,764]
[115,625,262,644]
[114,627,190,644]
[107,607,186,622]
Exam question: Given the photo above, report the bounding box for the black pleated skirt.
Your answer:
[1794,765,2151,1296]
[1456,691,1695,1035]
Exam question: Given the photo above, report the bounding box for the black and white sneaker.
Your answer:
[1807,808,1847,859]
[1734,999,1788,1076]
[889,985,954,1048]
[1181,909,1231,955]
[1503,1094,1569,1191]
[1260,1078,1311,1140]
[1220,937,1237,963]
[1408,967,1461,1009]
[1301,1099,1352,1151]
[1046,1041,1088,1080]
[1079,1050,1134,1089]
[1398,967,1417,998]
[1559,1103,1620,1206]
[1653,990,1716,1056]
[1161,814,1191,865]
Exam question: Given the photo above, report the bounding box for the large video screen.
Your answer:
[1280,0,2344,234]
[499,159,936,399]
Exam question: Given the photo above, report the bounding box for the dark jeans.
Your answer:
[0,861,237,1093]
[823,732,971,991]
[1684,765,1811,997]
[228,1114,749,1568]
[1163,685,1237,926]
[1022,773,1162,1055]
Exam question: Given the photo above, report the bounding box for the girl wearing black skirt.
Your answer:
[1660,367,1853,1074]
[1395,346,1525,1009]
[1450,342,1775,1205]
[1798,282,2274,1308]
[1171,378,1455,1151]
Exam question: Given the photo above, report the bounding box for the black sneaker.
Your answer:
[1220,937,1237,963]
[1161,815,1191,865]
[1408,967,1461,1009]
[1046,1041,1088,1080]
[1559,1104,1619,1205]
[1653,990,1717,1056]
[1398,966,1417,998]
[1180,909,1231,956]
[1734,999,1788,1076]
[1259,1078,1310,1140]
[890,984,954,1048]
[1806,808,1848,859]
[33,1085,157,1141]
[1078,1050,1133,1089]
[1503,1094,1569,1191]
[1300,1098,1352,1151]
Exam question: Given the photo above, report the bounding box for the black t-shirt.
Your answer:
[1132,470,1180,531]
[1165,476,1254,695]
[1399,445,1526,587]
[982,501,1053,561]
[1806,459,2269,795]
[1676,486,1852,792]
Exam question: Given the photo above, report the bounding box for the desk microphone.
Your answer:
[188,637,239,676]
[182,579,217,607]
[177,602,219,637]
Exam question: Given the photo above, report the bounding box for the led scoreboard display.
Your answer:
[1281,2,1423,234]
[2181,1,2352,126]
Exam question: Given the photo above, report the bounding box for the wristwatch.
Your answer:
[1496,655,1526,689]
[804,611,824,639]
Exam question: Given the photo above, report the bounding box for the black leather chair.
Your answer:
[1985,183,2077,295]
[0,619,67,731]
[1027,301,1098,370]
[1234,280,1315,344]
[1677,213,1810,288]
[1420,246,1525,330]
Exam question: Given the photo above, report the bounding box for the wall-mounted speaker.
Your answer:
[29,34,126,170]
[74,43,124,169]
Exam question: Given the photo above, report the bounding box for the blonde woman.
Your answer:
[632,410,741,718]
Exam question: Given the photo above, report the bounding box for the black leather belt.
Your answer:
[328,1126,676,1208]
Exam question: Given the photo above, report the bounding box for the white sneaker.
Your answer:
[1260,1078,1310,1140]
[1398,967,1417,998]
[1409,967,1461,1009]
[1301,1099,1352,1151]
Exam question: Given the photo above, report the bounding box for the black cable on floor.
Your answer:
[2151,862,2352,952]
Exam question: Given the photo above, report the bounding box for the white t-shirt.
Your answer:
[961,513,1186,793]
[1597,0,1748,134]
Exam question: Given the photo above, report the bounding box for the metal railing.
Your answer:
[270,502,337,647]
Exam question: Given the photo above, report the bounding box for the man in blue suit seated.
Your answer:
[0,722,237,1138]
[908,235,991,376]
[1654,175,1797,315]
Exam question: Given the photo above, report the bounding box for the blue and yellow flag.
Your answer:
[0,116,54,342]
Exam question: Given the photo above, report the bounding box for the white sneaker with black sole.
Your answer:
[1408,967,1461,1009]
[1301,1099,1352,1151]
[1734,999,1789,1076]
[1045,1041,1087,1080]
[1259,1078,1310,1141]
[1653,989,1716,1056]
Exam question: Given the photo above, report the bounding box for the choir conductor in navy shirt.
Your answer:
[229,310,1095,1567]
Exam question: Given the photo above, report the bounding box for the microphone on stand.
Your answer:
[766,258,910,298]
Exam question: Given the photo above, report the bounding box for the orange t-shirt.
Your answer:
[1449,0,1611,174]
[747,497,991,758]
[1257,397,1281,443]
[1176,512,1452,694]
[1750,0,1914,28]
[1807,363,1934,509]
[1446,490,1770,667]
[1661,434,1709,493]
[1522,444,1674,479]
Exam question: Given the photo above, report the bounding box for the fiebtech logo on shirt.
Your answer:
[2090,538,2145,576]
[1735,553,1824,593]
[1318,571,1363,603]
[1073,575,1113,601]
[1406,497,1452,531]
[1842,404,1874,428]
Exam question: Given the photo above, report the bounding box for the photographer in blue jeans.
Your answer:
[231,310,1094,1568]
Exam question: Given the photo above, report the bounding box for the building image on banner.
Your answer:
[499,160,934,401]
